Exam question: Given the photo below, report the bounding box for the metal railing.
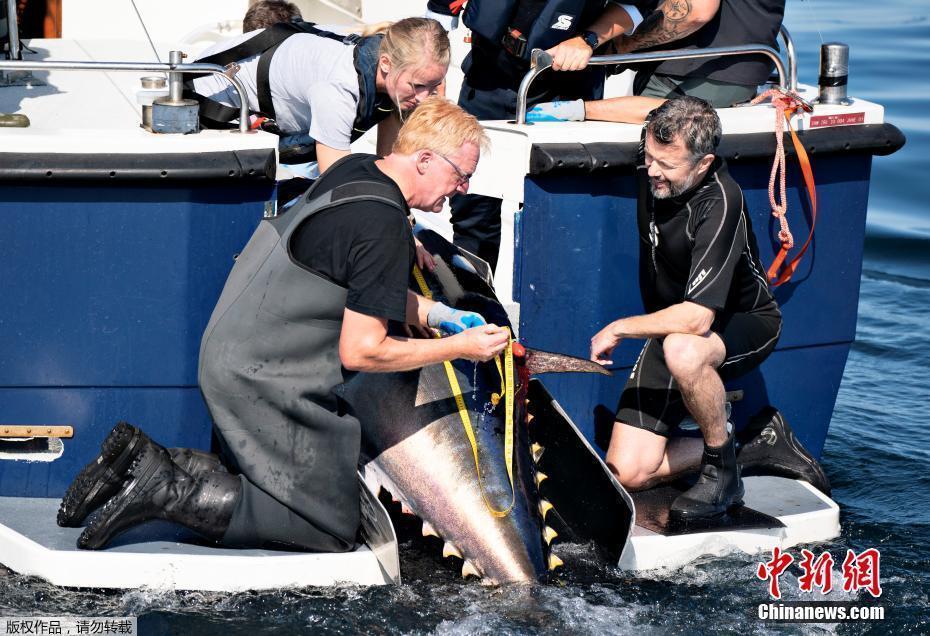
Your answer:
[779,25,797,93]
[0,58,251,133]
[516,25,798,125]
[4,0,21,61]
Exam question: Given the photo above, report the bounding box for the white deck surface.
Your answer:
[619,477,840,571]
[0,38,278,155]
[0,478,838,589]
[0,497,393,591]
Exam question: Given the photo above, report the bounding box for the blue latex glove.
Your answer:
[427,302,487,335]
[525,99,586,123]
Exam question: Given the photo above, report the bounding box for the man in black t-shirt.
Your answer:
[589,97,781,522]
[525,0,786,123]
[65,99,514,553]
[622,0,785,107]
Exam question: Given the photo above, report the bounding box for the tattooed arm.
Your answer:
[614,0,720,53]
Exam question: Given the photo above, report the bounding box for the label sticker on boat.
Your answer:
[809,112,866,128]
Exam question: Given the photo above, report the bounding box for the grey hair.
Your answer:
[647,96,722,164]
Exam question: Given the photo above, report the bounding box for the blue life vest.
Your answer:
[463,0,604,61]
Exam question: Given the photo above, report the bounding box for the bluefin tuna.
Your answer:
[337,230,621,584]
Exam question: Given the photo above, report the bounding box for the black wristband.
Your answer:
[580,30,599,50]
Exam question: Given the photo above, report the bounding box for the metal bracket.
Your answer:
[223,62,240,79]
[1,425,74,439]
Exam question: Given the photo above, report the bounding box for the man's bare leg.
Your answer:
[663,332,728,445]
[606,422,704,491]
[662,332,743,519]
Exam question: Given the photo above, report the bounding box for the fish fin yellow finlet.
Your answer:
[548,553,564,571]
[535,471,548,487]
[531,443,544,463]
[462,561,481,578]
[443,542,462,559]
[543,526,558,545]
[421,521,439,538]
[538,499,553,519]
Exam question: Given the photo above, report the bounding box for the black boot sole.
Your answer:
[57,422,145,527]
[669,496,745,523]
[739,408,832,495]
[77,444,169,550]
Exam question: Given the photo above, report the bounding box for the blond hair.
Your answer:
[379,17,450,73]
[393,97,489,156]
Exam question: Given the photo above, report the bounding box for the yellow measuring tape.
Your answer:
[413,265,515,518]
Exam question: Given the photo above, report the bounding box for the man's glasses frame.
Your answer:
[432,150,472,186]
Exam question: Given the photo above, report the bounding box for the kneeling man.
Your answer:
[60,98,510,550]
[590,97,781,521]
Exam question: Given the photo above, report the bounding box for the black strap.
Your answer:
[196,22,337,69]
[256,40,287,121]
[184,89,243,128]
[510,0,548,35]
[289,155,407,218]
[187,21,355,127]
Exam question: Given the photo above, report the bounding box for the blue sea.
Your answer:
[2,1,928,633]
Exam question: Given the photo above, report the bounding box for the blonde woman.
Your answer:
[189,17,450,173]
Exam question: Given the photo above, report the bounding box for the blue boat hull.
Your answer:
[0,123,902,497]
[0,180,271,497]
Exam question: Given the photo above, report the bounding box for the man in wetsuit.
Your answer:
[589,97,781,521]
[59,98,511,551]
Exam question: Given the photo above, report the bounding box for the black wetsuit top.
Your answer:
[636,149,778,317]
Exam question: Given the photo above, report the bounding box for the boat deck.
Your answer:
[621,476,839,571]
[0,475,838,589]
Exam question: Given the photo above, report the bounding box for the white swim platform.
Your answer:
[619,476,839,571]
[0,497,397,591]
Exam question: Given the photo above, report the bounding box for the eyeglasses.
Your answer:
[433,150,472,186]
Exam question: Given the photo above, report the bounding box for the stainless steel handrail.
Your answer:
[4,0,20,61]
[779,25,797,93]
[0,59,251,133]
[516,44,788,125]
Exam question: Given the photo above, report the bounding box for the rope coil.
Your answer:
[750,88,819,287]
[751,89,798,249]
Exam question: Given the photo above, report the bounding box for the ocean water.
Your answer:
[2,1,928,633]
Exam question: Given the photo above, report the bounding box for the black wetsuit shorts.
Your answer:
[615,307,781,437]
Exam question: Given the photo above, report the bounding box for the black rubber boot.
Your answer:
[169,448,227,477]
[737,407,832,495]
[77,443,240,550]
[57,422,150,527]
[670,433,744,522]
[58,423,227,528]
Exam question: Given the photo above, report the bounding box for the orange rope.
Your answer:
[751,89,818,287]
[751,89,797,250]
